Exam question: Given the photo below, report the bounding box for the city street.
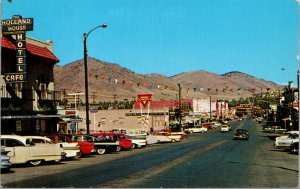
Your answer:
[1,118,298,188]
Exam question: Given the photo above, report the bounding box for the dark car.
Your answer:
[290,141,299,154]
[233,129,249,140]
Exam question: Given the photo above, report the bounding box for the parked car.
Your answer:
[72,134,120,155]
[211,122,222,129]
[1,135,65,166]
[275,133,299,149]
[233,129,249,140]
[184,126,207,134]
[265,126,281,133]
[1,148,12,172]
[157,131,181,142]
[221,125,230,132]
[25,135,81,159]
[290,141,299,154]
[46,134,95,156]
[161,129,185,140]
[126,134,147,149]
[92,132,132,150]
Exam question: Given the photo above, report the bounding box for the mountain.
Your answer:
[53,57,282,102]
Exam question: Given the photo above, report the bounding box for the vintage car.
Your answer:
[184,126,207,134]
[72,134,120,155]
[46,134,95,156]
[156,131,181,142]
[275,133,299,149]
[92,132,132,150]
[1,135,65,166]
[1,148,12,171]
[126,134,147,149]
[25,135,81,159]
[161,128,185,140]
[233,129,249,140]
[221,125,230,132]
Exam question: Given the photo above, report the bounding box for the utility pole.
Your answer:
[91,92,97,104]
[177,84,182,128]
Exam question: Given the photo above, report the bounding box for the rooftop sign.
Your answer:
[2,15,33,35]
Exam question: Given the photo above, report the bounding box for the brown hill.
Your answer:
[54,57,281,102]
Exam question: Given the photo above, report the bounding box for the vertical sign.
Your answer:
[2,15,34,83]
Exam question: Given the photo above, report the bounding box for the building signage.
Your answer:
[2,15,33,34]
[125,112,168,116]
[2,15,33,83]
[136,94,153,108]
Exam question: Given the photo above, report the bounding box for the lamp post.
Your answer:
[83,24,107,134]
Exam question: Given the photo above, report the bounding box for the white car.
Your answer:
[221,125,230,132]
[184,127,207,134]
[1,135,66,166]
[126,134,147,149]
[25,136,81,159]
[275,133,299,149]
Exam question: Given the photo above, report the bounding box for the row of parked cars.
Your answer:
[1,129,191,172]
[260,120,299,154]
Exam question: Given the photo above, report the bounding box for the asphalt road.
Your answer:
[1,118,298,188]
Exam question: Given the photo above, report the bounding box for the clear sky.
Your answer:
[2,0,299,86]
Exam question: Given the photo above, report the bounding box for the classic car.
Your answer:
[156,131,181,142]
[1,148,12,171]
[184,126,207,134]
[92,132,132,150]
[1,135,65,166]
[221,125,230,132]
[290,141,299,154]
[25,135,81,159]
[126,134,147,149]
[161,128,185,140]
[46,134,95,156]
[275,133,299,149]
[72,134,120,154]
[233,129,249,140]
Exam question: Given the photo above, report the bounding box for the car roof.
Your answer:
[24,136,51,141]
[1,134,27,144]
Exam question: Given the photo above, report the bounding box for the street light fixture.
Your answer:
[83,24,107,134]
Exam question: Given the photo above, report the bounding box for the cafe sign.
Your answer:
[2,15,33,83]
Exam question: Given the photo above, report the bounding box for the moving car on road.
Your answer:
[221,125,231,132]
[233,129,249,140]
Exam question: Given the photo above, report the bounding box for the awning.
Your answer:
[1,114,62,120]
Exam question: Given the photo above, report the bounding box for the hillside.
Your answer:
[54,57,282,102]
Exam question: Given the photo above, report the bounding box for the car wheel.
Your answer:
[132,144,136,149]
[116,146,121,152]
[96,148,106,155]
[190,130,193,134]
[29,160,42,166]
[171,139,176,143]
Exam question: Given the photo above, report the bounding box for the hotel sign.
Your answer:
[2,15,33,83]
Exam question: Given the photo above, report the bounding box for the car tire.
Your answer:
[116,146,121,152]
[190,130,193,134]
[171,139,176,143]
[132,144,136,149]
[29,160,42,166]
[96,148,106,155]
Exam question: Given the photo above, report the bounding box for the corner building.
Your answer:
[1,35,61,135]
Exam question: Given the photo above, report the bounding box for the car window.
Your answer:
[31,138,48,144]
[1,138,25,147]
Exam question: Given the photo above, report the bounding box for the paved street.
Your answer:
[1,118,298,188]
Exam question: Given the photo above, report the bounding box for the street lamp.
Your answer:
[83,24,107,134]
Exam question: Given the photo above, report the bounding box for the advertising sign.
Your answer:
[136,94,153,108]
[2,15,34,83]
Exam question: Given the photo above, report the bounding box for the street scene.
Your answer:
[1,0,300,188]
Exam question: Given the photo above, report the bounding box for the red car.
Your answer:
[92,132,132,150]
[46,134,95,156]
